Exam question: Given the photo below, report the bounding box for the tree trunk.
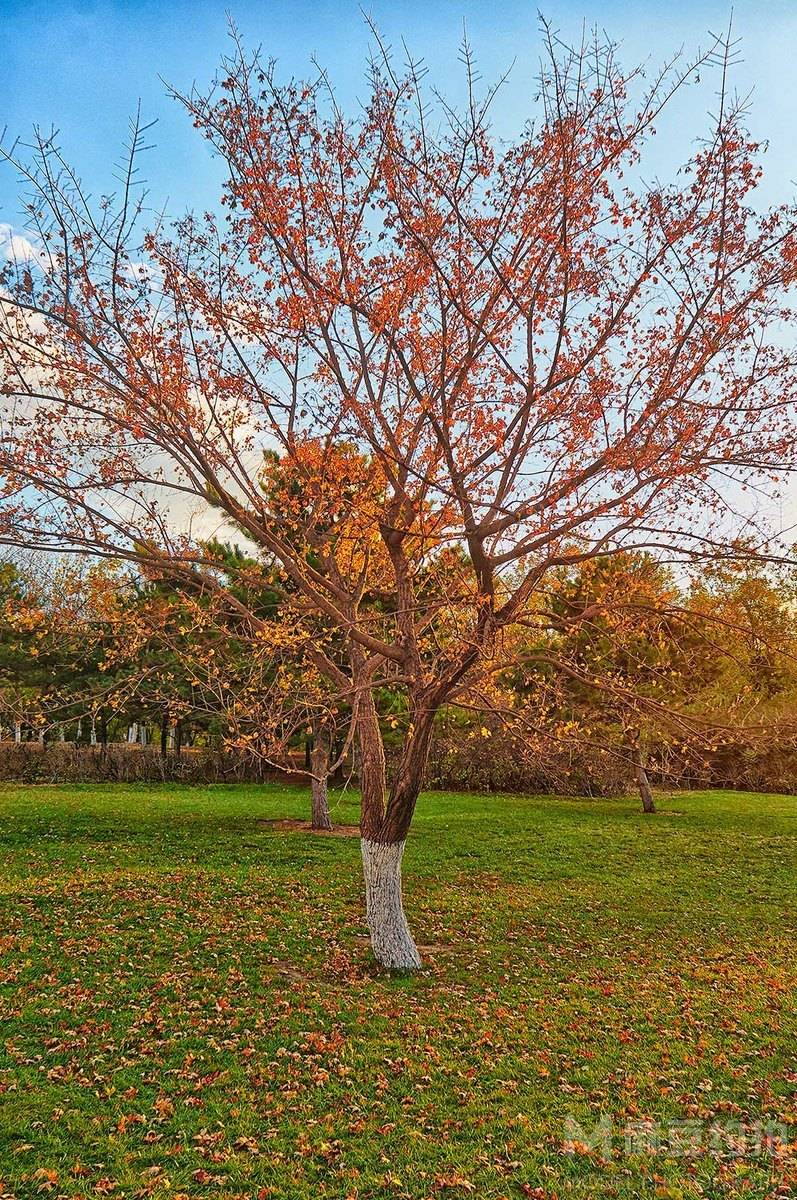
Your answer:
[361,839,421,970]
[350,665,423,970]
[633,747,656,813]
[353,674,438,970]
[309,724,333,830]
[311,773,332,831]
[160,724,168,758]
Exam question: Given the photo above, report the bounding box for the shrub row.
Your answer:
[1,735,794,794]
[0,742,301,785]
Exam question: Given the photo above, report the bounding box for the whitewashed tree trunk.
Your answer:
[90,718,97,746]
[58,724,65,743]
[14,722,21,744]
[139,725,147,747]
[167,725,175,751]
[361,839,422,970]
[127,723,137,744]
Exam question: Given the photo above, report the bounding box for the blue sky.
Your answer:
[3,1,797,537]
[2,0,797,227]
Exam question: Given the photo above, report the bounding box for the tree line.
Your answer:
[3,547,797,815]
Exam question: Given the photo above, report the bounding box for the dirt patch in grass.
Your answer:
[258,817,361,838]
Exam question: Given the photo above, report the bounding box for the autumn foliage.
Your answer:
[3,23,797,965]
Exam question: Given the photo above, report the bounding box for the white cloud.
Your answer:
[0,223,49,270]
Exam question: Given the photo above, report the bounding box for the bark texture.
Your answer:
[310,772,332,831]
[361,839,421,970]
[634,748,656,813]
[352,654,431,970]
[309,722,333,830]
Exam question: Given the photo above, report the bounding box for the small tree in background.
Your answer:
[109,551,353,829]
[0,556,122,742]
[511,554,698,813]
[3,23,797,966]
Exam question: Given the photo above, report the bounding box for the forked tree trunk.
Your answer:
[633,746,656,813]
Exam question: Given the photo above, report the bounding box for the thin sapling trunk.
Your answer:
[633,746,656,813]
[309,720,333,831]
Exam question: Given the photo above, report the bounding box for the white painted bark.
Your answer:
[14,722,21,744]
[127,724,137,744]
[361,839,421,970]
[90,718,97,746]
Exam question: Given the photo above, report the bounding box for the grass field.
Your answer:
[1,783,795,1200]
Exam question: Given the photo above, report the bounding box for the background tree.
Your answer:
[511,554,697,813]
[679,559,797,781]
[0,555,123,742]
[0,560,45,741]
[107,543,353,827]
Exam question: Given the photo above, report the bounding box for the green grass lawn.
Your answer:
[1,783,795,1200]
